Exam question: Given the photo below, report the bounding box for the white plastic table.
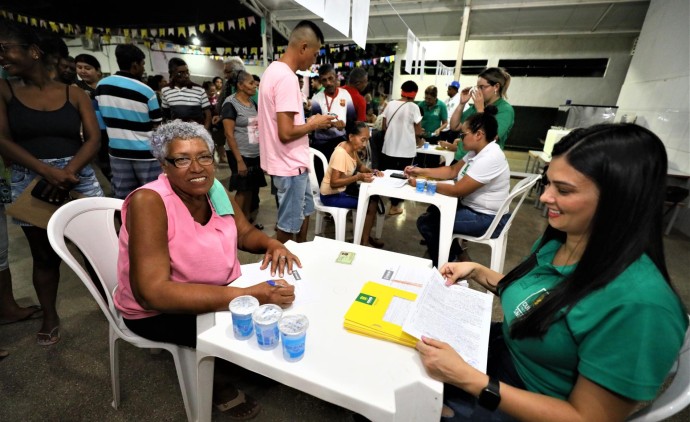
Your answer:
[416,145,456,166]
[196,237,442,422]
[353,173,459,268]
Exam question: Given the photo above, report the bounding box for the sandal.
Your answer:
[36,326,60,346]
[214,388,261,421]
[0,349,8,361]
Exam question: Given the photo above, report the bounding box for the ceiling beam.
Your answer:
[470,0,648,11]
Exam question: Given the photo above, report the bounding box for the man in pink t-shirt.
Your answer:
[259,20,335,243]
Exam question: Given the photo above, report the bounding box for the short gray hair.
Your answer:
[149,120,215,162]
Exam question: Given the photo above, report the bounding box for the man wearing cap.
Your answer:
[440,81,461,142]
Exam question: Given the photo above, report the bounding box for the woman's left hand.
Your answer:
[416,336,468,384]
[260,242,302,278]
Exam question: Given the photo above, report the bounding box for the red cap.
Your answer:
[401,90,417,99]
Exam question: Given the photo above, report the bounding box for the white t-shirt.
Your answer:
[442,94,461,132]
[382,100,422,158]
[458,141,510,215]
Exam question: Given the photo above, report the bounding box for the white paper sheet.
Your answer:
[371,170,409,188]
[418,45,426,76]
[323,0,351,37]
[351,0,370,49]
[405,29,415,74]
[403,271,493,373]
[238,262,314,306]
[379,264,430,294]
[295,0,325,18]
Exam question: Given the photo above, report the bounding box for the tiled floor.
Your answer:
[0,151,688,421]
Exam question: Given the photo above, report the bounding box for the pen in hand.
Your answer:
[266,280,281,287]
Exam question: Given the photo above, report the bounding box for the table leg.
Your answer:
[437,206,455,268]
[353,184,370,245]
[196,354,215,422]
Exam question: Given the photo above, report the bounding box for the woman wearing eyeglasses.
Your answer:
[446,68,514,158]
[114,120,298,419]
[405,106,510,267]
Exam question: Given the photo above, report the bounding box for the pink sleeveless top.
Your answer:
[114,174,242,319]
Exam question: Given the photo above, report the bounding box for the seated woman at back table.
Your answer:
[405,106,510,267]
[320,121,385,248]
[416,123,688,421]
[114,120,298,420]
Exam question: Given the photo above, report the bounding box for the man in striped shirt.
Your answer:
[160,58,212,132]
[95,44,163,199]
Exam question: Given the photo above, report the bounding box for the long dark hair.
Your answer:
[498,123,681,338]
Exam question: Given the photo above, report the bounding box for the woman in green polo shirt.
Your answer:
[416,123,688,421]
[448,67,515,161]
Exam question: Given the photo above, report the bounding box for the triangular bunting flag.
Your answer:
[248,16,256,26]
[199,24,206,33]
[228,20,235,30]
[238,18,246,30]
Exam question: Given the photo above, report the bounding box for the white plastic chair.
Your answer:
[627,315,690,422]
[451,174,542,274]
[308,147,383,242]
[46,197,198,422]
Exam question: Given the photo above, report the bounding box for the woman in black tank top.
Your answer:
[0,21,103,346]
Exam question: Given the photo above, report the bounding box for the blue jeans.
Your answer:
[273,172,314,234]
[443,323,525,421]
[320,192,358,209]
[11,158,105,226]
[417,205,509,267]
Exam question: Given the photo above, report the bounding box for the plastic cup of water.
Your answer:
[252,304,283,350]
[426,180,437,195]
[278,314,309,362]
[423,142,430,149]
[229,295,259,340]
[416,178,426,193]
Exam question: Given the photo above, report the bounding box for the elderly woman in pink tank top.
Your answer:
[114,120,299,420]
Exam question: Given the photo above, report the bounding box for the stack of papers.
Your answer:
[343,267,494,372]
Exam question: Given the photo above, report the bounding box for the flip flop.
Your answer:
[0,349,8,361]
[36,326,60,346]
[0,305,43,325]
[214,389,261,421]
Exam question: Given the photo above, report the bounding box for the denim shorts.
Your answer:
[273,172,314,234]
[0,204,8,270]
[11,157,105,227]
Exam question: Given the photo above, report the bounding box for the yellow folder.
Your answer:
[343,281,419,347]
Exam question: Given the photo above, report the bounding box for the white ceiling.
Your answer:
[256,0,650,44]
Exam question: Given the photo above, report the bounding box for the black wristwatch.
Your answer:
[477,376,501,411]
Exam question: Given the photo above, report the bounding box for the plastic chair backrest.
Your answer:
[474,174,541,241]
[47,197,124,326]
[627,315,690,421]
[309,148,330,194]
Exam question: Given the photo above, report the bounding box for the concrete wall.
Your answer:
[392,36,635,108]
[616,0,690,235]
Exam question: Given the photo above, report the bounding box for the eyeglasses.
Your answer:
[0,43,28,53]
[164,154,215,168]
[476,84,493,90]
[174,70,190,77]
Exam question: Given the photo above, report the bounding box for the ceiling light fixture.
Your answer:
[191,36,201,46]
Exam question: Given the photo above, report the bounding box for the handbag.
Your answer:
[5,177,85,229]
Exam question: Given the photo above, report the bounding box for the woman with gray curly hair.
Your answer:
[114,120,299,419]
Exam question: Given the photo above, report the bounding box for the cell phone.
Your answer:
[30,178,70,205]
[390,172,407,179]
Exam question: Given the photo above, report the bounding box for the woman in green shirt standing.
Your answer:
[448,68,514,159]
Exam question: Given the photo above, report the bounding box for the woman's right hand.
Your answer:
[439,262,476,286]
[460,87,472,104]
[42,166,79,190]
[237,160,248,177]
[404,166,422,177]
[248,281,296,309]
[358,172,374,183]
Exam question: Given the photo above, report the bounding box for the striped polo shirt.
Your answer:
[160,84,211,125]
[95,72,162,159]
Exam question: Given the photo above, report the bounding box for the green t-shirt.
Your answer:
[417,100,448,136]
[455,97,515,160]
[500,239,688,401]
